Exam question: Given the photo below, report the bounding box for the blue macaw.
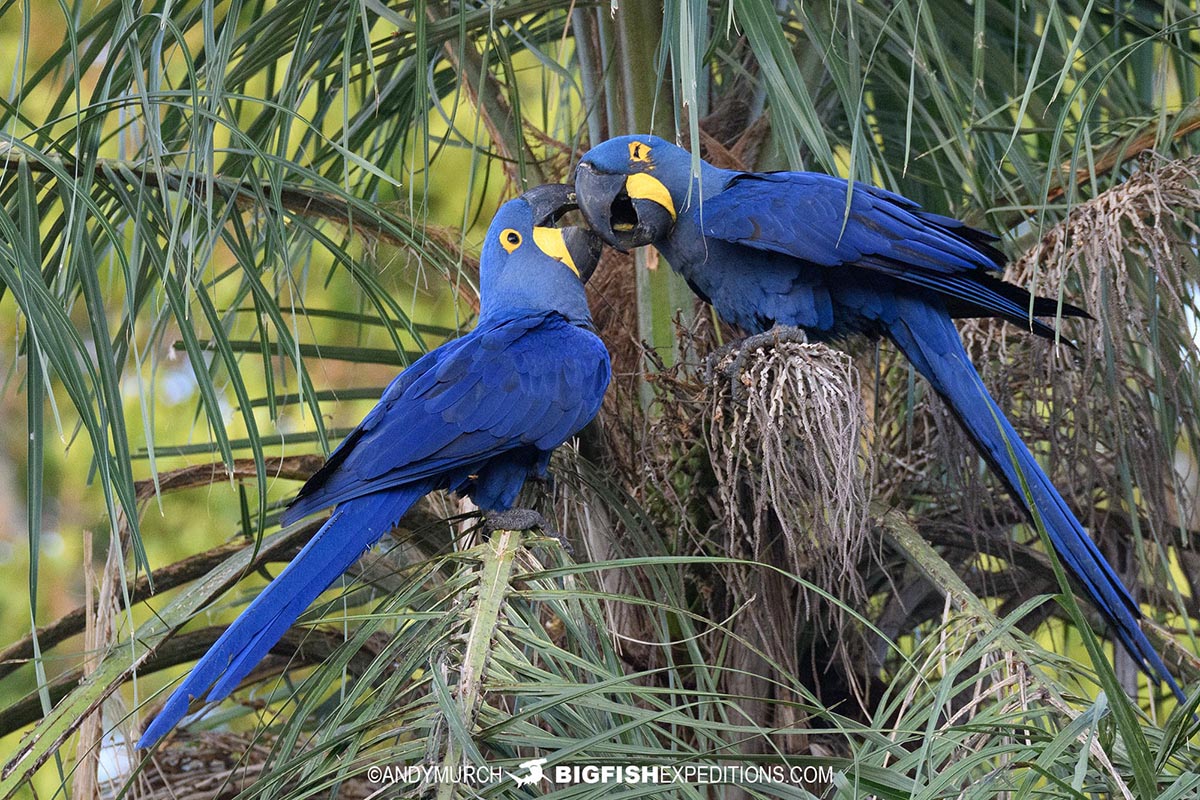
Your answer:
[573,134,1183,699]
[138,185,611,747]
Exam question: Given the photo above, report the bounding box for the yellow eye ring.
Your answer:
[500,228,522,253]
[629,141,652,163]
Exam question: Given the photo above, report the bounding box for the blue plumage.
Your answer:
[574,134,1183,700]
[138,191,610,748]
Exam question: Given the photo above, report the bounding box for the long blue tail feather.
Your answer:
[886,296,1183,701]
[137,484,428,748]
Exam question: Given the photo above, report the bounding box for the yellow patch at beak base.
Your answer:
[532,226,579,276]
[625,173,677,220]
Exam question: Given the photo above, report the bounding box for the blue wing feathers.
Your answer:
[705,172,1005,277]
[699,174,1081,338]
[434,351,473,383]
[281,315,607,520]
[436,380,490,423]
[536,404,589,451]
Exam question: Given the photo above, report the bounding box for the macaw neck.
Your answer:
[664,159,734,215]
[477,288,592,330]
[657,163,738,273]
[478,248,594,328]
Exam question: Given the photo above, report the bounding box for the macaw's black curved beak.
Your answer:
[521,182,578,226]
[561,226,603,284]
[573,161,676,251]
[520,183,602,283]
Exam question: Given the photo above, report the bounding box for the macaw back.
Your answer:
[659,168,1081,342]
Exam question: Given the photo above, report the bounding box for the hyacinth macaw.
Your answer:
[573,134,1183,700]
[138,185,611,747]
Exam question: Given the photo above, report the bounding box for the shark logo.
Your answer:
[509,757,547,787]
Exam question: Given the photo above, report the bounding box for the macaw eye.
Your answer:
[500,228,522,253]
[629,141,652,164]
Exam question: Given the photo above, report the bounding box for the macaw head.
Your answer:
[573,135,688,251]
[479,184,602,324]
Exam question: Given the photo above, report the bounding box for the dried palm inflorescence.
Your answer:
[613,318,876,717]
[706,335,877,711]
[705,336,872,611]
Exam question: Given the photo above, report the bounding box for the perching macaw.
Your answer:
[573,134,1183,700]
[138,185,611,747]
